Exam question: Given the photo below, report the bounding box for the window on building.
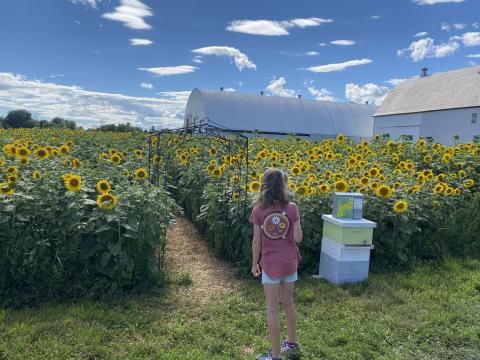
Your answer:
[399,135,413,141]
[472,113,478,124]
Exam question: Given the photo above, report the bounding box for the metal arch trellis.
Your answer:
[147,118,251,229]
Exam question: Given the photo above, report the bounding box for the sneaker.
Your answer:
[280,339,299,353]
[257,350,282,360]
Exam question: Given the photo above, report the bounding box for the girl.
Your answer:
[249,168,303,360]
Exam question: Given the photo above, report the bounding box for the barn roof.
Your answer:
[185,88,376,137]
[375,65,480,117]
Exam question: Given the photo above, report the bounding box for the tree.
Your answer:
[0,116,4,128]
[4,110,35,128]
[50,117,77,130]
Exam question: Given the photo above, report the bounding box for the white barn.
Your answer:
[374,65,480,145]
[184,88,376,139]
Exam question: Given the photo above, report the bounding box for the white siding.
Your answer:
[373,113,422,140]
[373,107,480,145]
[421,107,480,145]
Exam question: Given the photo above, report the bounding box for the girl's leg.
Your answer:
[263,283,281,359]
[280,280,296,344]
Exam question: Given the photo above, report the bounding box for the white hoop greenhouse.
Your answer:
[184,88,376,139]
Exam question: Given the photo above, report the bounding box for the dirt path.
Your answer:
[165,215,236,304]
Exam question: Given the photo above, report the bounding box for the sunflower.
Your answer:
[35,148,49,160]
[393,200,408,213]
[7,174,17,183]
[336,134,345,143]
[376,185,393,198]
[423,155,432,163]
[97,193,118,209]
[464,179,474,188]
[134,168,148,180]
[96,179,111,193]
[5,165,18,174]
[212,168,222,177]
[32,170,41,180]
[135,149,143,158]
[296,185,308,196]
[110,153,122,164]
[290,166,301,177]
[249,181,261,193]
[0,158,5,168]
[368,167,379,177]
[318,183,330,193]
[209,148,217,156]
[59,145,70,155]
[17,147,30,158]
[0,182,14,196]
[441,153,452,163]
[64,174,82,192]
[72,158,81,168]
[334,180,348,192]
[359,176,369,185]
[19,157,30,166]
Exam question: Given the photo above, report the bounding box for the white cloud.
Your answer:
[345,83,389,105]
[397,37,459,61]
[0,72,187,129]
[49,74,65,78]
[69,0,102,8]
[288,18,333,28]
[102,0,152,30]
[441,22,467,31]
[192,56,203,64]
[306,83,336,101]
[318,43,327,47]
[385,78,407,86]
[461,32,480,46]
[305,51,320,56]
[414,0,464,4]
[434,40,460,57]
[226,17,332,36]
[138,65,197,76]
[307,59,372,73]
[266,77,297,97]
[223,88,236,92]
[130,38,153,46]
[191,46,256,71]
[473,23,480,29]
[441,22,452,32]
[371,15,380,19]
[414,31,429,37]
[330,39,355,46]
[140,83,153,89]
[466,54,480,58]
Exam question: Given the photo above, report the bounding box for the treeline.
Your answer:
[0,110,77,130]
[0,109,148,133]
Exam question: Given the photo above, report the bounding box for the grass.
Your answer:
[1,258,479,360]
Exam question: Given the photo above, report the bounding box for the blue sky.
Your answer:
[0,0,479,128]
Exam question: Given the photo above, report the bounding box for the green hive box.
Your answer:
[322,214,376,245]
[332,192,364,219]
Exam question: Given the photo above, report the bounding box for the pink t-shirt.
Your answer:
[249,201,302,279]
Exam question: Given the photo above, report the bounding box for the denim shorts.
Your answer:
[262,270,298,285]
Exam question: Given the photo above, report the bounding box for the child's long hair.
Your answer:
[253,168,290,209]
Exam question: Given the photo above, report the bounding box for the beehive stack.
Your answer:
[319,193,376,284]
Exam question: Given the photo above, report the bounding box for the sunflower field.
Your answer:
[158,133,480,273]
[0,128,175,306]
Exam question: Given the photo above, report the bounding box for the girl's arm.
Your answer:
[251,225,262,276]
[293,220,303,244]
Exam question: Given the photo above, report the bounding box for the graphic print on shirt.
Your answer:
[261,211,290,240]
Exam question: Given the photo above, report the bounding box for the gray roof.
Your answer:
[185,89,377,137]
[375,65,480,117]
